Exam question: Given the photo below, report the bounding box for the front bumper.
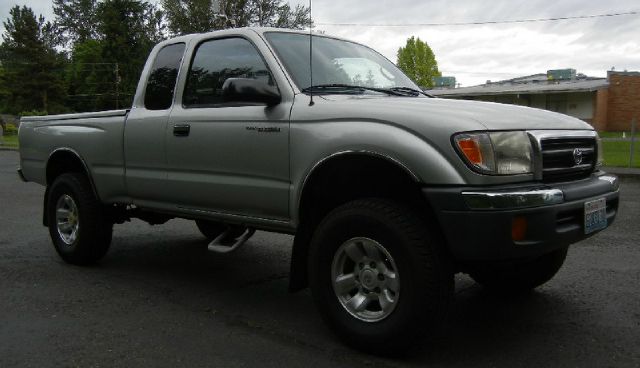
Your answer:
[423,173,619,262]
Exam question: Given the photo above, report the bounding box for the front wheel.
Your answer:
[47,173,113,265]
[469,247,568,293]
[308,199,453,354]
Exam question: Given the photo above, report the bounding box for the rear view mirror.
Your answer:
[221,78,281,106]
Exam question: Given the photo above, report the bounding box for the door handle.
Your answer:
[173,124,190,137]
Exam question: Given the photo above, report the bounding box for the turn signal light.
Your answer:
[512,216,527,241]
[457,138,483,165]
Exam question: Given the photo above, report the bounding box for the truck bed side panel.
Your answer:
[19,110,129,203]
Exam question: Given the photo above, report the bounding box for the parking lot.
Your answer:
[1,149,639,367]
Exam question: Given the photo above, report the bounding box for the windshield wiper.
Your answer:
[302,84,406,96]
[302,84,433,97]
[388,87,434,97]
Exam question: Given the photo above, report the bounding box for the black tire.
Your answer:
[195,220,246,241]
[469,247,568,293]
[308,198,453,354]
[47,173,112,265]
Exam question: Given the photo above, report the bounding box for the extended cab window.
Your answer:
[183,37,274,107]
[144,43,185,110]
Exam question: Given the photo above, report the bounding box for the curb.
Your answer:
[602,166,640,179]
[0,146,19,151]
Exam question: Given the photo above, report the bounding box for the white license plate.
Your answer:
[584,197,607,234]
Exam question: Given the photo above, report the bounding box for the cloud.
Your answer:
[2,0,639,86]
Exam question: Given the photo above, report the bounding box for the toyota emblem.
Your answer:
[573,148,584,165]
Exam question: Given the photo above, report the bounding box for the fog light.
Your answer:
[512,216,527,241]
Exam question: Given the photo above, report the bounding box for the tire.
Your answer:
[308,198,453,354]
[47,173,113,265]
[195,220,246,241]
[469,247,568,293]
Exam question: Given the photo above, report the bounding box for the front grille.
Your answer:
[540,137,596,182]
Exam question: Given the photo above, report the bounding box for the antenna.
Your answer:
[308,0,314,106]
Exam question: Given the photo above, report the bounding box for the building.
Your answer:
[427,70,640,132]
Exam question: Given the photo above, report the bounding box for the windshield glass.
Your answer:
[265,32,419,92]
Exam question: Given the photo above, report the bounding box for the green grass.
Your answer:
[602,140,640,168]
[0,135,18,148]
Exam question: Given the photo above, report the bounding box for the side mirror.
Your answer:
[221,78,281,106]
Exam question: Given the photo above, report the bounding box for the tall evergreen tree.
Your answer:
[162,0,311,36]
[0,6,67,114]
[78,0,164,110]
[396,36,440,88]
[52,0,99,47]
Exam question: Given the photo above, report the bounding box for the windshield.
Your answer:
[265,32,419,92]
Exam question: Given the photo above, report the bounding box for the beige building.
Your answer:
[428,70,640,132]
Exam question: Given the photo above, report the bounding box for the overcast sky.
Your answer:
[1,0,639,86]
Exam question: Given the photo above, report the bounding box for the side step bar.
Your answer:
[208,227,256,254]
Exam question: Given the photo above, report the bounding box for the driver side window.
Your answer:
[183,37,275,108]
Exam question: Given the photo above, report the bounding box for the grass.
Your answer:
[0,135,18,148]
[602,140,640,168]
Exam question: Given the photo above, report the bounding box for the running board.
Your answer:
[207,228,256,254]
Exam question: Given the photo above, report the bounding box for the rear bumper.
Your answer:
[423,172,619,262]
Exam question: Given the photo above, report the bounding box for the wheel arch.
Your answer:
[289,151,439,292]
[43,148,100,226]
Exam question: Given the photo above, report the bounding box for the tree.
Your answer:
[0,6,67,114]
[396,36,440,88]
[52,0,99,47]
[89,0,165,110]
[162,0,311,36]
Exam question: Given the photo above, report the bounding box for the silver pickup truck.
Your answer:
[18,27,619,353]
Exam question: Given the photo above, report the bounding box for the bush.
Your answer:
[20,110,47,117]
[3,123,17,135]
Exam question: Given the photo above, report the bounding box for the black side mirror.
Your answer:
[221,78,281,106]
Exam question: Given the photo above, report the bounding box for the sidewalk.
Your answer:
[602,166,640,178]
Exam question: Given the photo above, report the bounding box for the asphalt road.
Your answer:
[1,150,639,367]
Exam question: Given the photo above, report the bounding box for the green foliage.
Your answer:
[20,110,48,117]
[163,0,311,36]
[0,6,68,115]
[53,0,99,47]
[95,0,163,109]
[396,36,441,88]
[3,123,18,135]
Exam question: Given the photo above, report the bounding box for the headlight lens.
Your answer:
[454,131,533,175]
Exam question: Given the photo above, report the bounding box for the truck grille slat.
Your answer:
[540,137,596,182]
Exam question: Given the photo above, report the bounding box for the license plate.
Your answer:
[584,198,607,234]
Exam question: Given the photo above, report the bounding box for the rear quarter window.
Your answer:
[144,43,186,110]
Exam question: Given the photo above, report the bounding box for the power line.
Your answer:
[316,10,639,27]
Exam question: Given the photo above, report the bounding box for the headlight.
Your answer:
[453,131,533,175]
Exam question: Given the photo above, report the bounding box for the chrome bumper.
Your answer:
[462,174,619,210]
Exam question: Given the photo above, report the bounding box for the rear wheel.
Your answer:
[47,173,112,265]
[308,198,453,354]
[469,247,568,293]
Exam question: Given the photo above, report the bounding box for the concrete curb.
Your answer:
[0,146,18,151]
[602,166,640,179]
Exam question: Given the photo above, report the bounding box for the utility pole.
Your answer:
[630,117,637,168]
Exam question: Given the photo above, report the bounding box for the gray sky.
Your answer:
[2,0,639,86]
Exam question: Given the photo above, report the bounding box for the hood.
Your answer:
[316,94,593,132]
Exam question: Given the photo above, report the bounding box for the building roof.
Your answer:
[428,77,608,97]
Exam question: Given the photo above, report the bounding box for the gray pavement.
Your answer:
[1,150,639,367]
